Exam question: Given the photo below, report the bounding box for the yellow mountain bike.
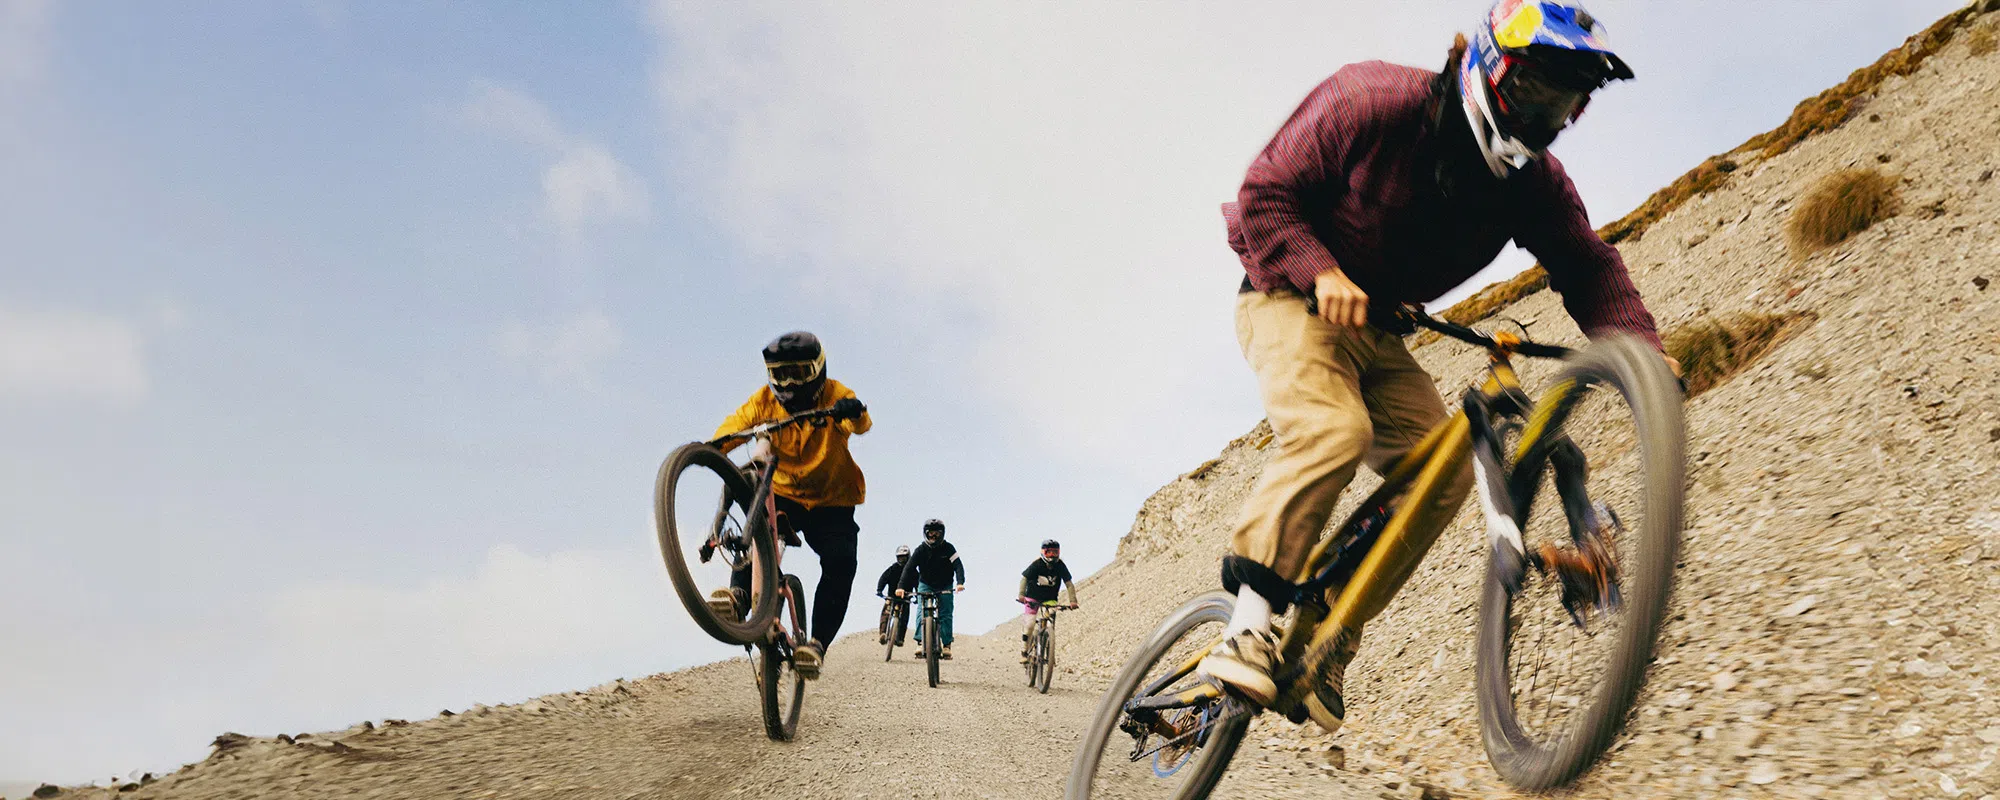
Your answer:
[1068,308,1684,797]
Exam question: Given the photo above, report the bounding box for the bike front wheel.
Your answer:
[1067,591,1250,800]
[756,574,808,742]
[925,612,941,688]
[1476,334,1686,789]
[1035,624,1056,694]
[654,442,778,645]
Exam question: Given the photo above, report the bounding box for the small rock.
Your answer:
[1904,658,1952,678]
[1712,671,1741,692]
[1974,726,2000,744]
[1893,719,1924,739]
[1748,762,1782,785]
[1686,232,1710,249]
[1663,689,1695,709]
[1324,746,1347,770]
[32,785,61,799]
[1974,276,1990,290]
[1779,595,1819,617]
[1737,700,1777,720]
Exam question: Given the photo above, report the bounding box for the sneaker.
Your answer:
[940,645,953,660]
[794,640,824,681]
[1020,651,1031,665]
[914,649,927,659]
[1302,626,1361,733]
[707,587,746,621]
[1197,626,1280,706]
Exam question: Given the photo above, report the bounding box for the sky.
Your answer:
[0,0,1972,786]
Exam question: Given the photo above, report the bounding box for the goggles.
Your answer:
[1493,56,1593,144]
[764,355,824,387]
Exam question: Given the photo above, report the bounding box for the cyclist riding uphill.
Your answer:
[710,331,870,679]
[1201,0,1677,732]
[895,519,965,660]
[875,544,913,644]
[1017,539,1078,663]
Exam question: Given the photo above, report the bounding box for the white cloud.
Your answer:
[462,81,649,239]
[0,305,148,405]
[647,2,1484,472]
[261,544,726,723]
[543,144,649,239]
[496,309,621,383]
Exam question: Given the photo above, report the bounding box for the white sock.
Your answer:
[1223,588,1273,639]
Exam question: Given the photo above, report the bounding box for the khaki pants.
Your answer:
[1231,291,1473,583]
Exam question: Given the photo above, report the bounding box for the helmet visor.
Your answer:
[1495,60,1590,145]
[765,357,823,387]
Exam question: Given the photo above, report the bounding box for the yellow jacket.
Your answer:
[712,379,872,509]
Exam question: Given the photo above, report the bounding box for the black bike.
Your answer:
[654,407,841,741]
[879,594,911,662]
[909,590,945,688]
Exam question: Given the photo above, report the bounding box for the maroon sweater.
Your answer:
[1224,60,1659,347]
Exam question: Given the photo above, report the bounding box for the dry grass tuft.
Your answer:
[1969,24,1997,57]
[1418,5,1985,344]
[1786,168,1902,254]
[1663,312,1814,397]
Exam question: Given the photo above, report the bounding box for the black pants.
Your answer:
[731,496,859,648]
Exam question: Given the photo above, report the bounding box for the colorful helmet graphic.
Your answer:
[1460,0,1633,177]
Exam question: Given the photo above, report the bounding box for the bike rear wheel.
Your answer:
[1067,591,1251,800]
[654,442,778,645]
[1476,334,1685,789]
[756,574,808,741]
[925,610,941,688]
[1035,625,1056,694]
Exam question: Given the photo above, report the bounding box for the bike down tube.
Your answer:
[1321,412,1473,635]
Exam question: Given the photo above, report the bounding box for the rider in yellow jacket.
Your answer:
[711,331,871,679]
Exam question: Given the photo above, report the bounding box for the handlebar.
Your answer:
[1387,305,1574,360]
[705,406,841,448]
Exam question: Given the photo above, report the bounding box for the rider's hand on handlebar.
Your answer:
[1314,267,1368,328]
[954,584,965,594]
[831,397,866,420]
[894,588,907,598]
[1067,602,1080,610]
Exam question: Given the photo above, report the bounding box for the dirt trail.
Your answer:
[40,629,1391,800]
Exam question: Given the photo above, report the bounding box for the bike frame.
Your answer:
[720,421,825,654]
[1127,333,1597,722]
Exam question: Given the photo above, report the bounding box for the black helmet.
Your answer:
[1040,539,1060,550]
[922,519,945,536]
[762,331,826,412]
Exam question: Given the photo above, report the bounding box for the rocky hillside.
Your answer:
[19,5,2000,800]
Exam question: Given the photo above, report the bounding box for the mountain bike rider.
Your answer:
[1017,538,1078,664]
[895,519,965,660]
[1199,0,1679,732]
[875,544,913,645]
[710,331,871,680]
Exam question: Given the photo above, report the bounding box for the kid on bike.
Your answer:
[895,519,964,659]
[1200,0,1676,732]
[1017,538,1078,663]
[710,331,870,679]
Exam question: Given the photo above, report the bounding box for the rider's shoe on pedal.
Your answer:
[794,640,825,680]
[940,645,953,660]
[1303,627,1361,733]
[1198,626,1281,706]
[707,587,747,621]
